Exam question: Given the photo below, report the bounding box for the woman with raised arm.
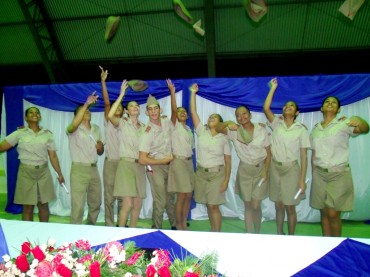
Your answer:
[167,78,195,230]
[107,80,146,228]
[190,83,231,232]
[310,96,369,237]
[263,78,310,235]
[0,107,65,222]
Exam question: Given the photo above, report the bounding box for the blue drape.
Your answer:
[3,74,370,213]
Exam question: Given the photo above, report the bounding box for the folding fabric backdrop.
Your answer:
[2,74,370,222]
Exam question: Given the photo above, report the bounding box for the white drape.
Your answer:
[2,92,370,222]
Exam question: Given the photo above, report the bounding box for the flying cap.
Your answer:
[128,80,148,92]
[173,0,193,24]
[339,0,365,20]
[104,16,121,42]
[244,0,267,23]
[147,94,159,107]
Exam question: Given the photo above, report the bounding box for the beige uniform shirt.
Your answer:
[139,117,172,159]
[67,123,102,163]
[227,123,270,165]
[269,117,310,162]
[310,118,356,168]
[6,127,56,165]
[171,121,194,157]
[195,124,231,168]
[104,119,120,160]
[118,117,145,159]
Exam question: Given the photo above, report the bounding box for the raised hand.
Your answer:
[268,78,278,89]
[166,78,175,93]
[99,65,108,81]
[189,83,198,94]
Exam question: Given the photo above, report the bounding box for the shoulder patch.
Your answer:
[145,126,151,133]
[17,126,25,129]
[300,123,308,130]
[161,115,168,119]
[258,122,266,128]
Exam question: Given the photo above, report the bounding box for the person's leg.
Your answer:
[286,205,297,235]
[103,160,117,226]
[207,204,222,232]
[181,192,192,230]
[22,205,34,221]
[129,197,143,228]
[148,166,167,229]
[37,202,50,222]
[70,165,88,224]
[320,208,331,236]
[325,207,342,237]
[86,168,102,225]
[118,196,133,227]
[275,201,285,235]
[251,199,262,234]
[175,192,185,230]
[244,201,253,233]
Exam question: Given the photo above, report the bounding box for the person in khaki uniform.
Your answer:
[216,105,271,234]
[67,94,104,225]
[264,78,310,235]
[100,66,123,226]
[138,95,174,230]
[167,79,195,230]
[108,80,146,228]
[310,96,369,237]
[190,83,232,232]
[0,107,65,222]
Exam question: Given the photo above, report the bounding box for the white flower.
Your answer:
[2,255,10,262]
[47,238,56,246]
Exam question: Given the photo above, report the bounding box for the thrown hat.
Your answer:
[128,80,148,92]
[104,16,121,42]
[173,0,193,24]
[237,127,253,145]
[193,19,205,36]
[147,94,159,106]
[244,0,268,23]
[338,0,365,20]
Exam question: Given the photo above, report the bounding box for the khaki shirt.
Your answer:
[310,118,356,168]
[171,121,194,157]
[118,117,145,159]
[195,124,231,168]
[268,117,310,162]
[104,119,120,160]
[227,123,270,165]
[6,127,56,165]
[67,123,102,163]
[139,117,172,159]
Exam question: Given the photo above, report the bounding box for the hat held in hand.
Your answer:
[128,80,148,92]
[104,16,121,42]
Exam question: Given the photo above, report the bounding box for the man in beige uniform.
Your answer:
[67,94,104,225]
[139,95,174,229]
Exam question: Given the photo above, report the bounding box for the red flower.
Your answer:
[15,254,29,272]
[56,263,72,277]
[21,241,31,255]
[31,245,46,261]
[35,261,53,276]
[89,261,101,277]
[126,252,143,266]
[158,265,171,277]
[78,253,93,264]
[184,272,200,277]
[75,239,91,251]
[146,264,157,277]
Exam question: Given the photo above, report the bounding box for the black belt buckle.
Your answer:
[35,165,40,169]
[204,168,209,172]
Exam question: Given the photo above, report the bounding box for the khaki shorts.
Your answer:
[168,158,195,193]
[269,159,301,205]
[114,159,146,198]
[194,165,226,205]
[310,166,354,211]
[14,163,55,205]
[235,161,268,202]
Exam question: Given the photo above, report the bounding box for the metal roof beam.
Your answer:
[204,0,216,77]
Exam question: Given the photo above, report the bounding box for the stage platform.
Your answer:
[1,219,369,276]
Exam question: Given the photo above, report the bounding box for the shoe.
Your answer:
[186,222,190,227]
[171,226,177,230]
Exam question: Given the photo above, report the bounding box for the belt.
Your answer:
[315,165,350,173]
[121,157,139,163]
[197,165,223,173]
[105,157,119,162]
[273,159,297,166]
[72,162,97,167]
[242,161,264,167]
[173,155,192,160]
[21,163,47,169]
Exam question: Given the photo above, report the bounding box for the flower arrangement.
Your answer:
[0,238,220,277]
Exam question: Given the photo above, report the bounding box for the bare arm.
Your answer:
[48,149,65,185]
[138,151,173,165]
[190,83,200,129]
[215,121,238,134]
[0,140,13,152]
[67,94,98,133]
[107,80,128,127]
[348,116,370,134]
[263,78,278,123]
[99,65,111,120]
[263,145,271,182]
[220,154,231,193]
[167,78,177,125]
[299,147,308,193]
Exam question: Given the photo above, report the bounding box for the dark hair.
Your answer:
[235,105,250,116]
[177,107,188,113]
[285,101,299,120]
[216,114,223,123]
[124,101,137,110]
[322,96,341,109]
[25,107,40,116]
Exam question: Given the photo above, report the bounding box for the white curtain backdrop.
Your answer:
[2,92,370,223]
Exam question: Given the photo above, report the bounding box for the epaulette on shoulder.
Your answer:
[258,122,266,128]
[17,126,25,130]
[300,123,308,130]
[161,115,168,119]
[145,126,151,133]
[44,129,53,134]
